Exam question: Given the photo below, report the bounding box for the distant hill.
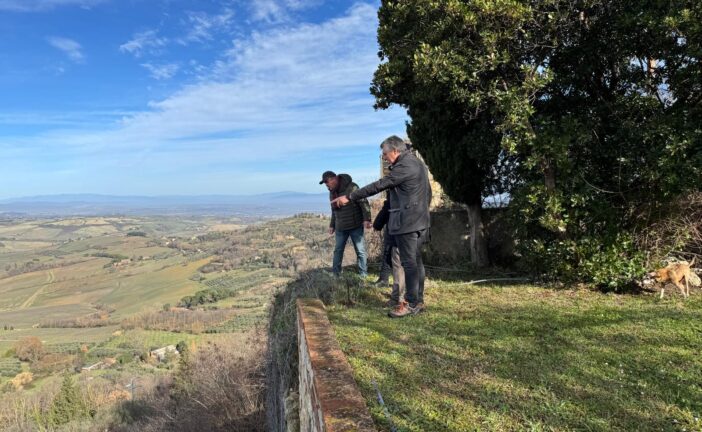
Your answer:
[0,193,330,217]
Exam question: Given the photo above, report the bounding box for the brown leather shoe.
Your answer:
[413,302,426,313]
[388,301,419,318]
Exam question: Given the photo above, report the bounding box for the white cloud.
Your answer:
[250,0,321,22]
[0,0,105,12]
[112,3,394,147]
[1,3,407,194]
[119,30,167,58]
[179,9,235,44]
[0,110,138,127]
[47,36,84,62]
[141,63,180,80]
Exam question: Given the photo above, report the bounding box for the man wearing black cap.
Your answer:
[320,171,372,278]
[331,136,431,318]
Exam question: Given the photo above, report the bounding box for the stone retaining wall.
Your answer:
[297,299,376,432]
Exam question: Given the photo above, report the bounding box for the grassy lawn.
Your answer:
[327,276,702,432]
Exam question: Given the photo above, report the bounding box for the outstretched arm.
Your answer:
[349,176,397,201]
[331,164,409,207]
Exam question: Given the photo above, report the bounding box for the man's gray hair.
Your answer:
[380,135,406,152]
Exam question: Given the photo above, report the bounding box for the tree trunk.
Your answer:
[543,159,556,194]
[467,203,489,268]
[542,158,567,238]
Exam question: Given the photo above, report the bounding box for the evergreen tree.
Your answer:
[47,374,87,427]
[372,0,701,284]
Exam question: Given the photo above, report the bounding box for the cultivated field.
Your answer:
[0,214,335,430]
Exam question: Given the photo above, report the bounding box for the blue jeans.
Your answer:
[332,226,368,277]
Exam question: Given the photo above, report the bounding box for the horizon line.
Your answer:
[0,191,328,201]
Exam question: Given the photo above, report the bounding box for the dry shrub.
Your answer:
[365,229,384,263]
[83,374,160,411]
[8,372,33,391]
[34,353,76,375]
[13,337,44,363]
[0,379,59,431]
[120,308,236,333]
[106,390,131,404]
[39,312,115,328]
[636,191,702,267]
[365,199,386,262]
[112,332,266,432]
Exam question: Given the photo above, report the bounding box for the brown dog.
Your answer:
[650,257,697,299]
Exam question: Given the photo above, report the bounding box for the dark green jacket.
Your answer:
[329,174,371,231]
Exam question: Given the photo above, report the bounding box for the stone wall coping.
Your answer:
[297,298,376,432]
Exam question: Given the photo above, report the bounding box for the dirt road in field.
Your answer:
[19,270,54,309]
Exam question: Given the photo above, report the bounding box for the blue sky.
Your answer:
[0,0,408,198]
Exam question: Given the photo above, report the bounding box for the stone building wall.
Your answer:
[378,137,514,265]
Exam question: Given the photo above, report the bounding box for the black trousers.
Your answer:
[395,229,427,305]
[378,230,395,282]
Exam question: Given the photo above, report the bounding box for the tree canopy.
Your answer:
[372,0,702,286]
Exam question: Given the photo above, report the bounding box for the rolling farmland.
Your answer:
[0,214,332,374]
[0,213,334,430]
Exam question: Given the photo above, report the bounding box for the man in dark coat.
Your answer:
[320,171,371,278]
[332,136,431,318]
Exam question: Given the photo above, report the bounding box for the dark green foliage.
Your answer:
[175,340,188,353]
[115,400,158,425]
[93,251,130,268]
[509,1,702,288]
[92,252,128,260]
[372,2,519,207]
[126,231,147,237]
[372,1,524,266]
[195,231,228,242]
[178,270,283,308]
[373,0,702,288]
[47,375,88,427]
[178,287,230,308]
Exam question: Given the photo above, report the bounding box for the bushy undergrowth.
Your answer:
[635,191,702,267]
[513,191,702,291]
[112,333,266,432]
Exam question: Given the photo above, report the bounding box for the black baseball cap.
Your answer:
[319,171,336,184]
